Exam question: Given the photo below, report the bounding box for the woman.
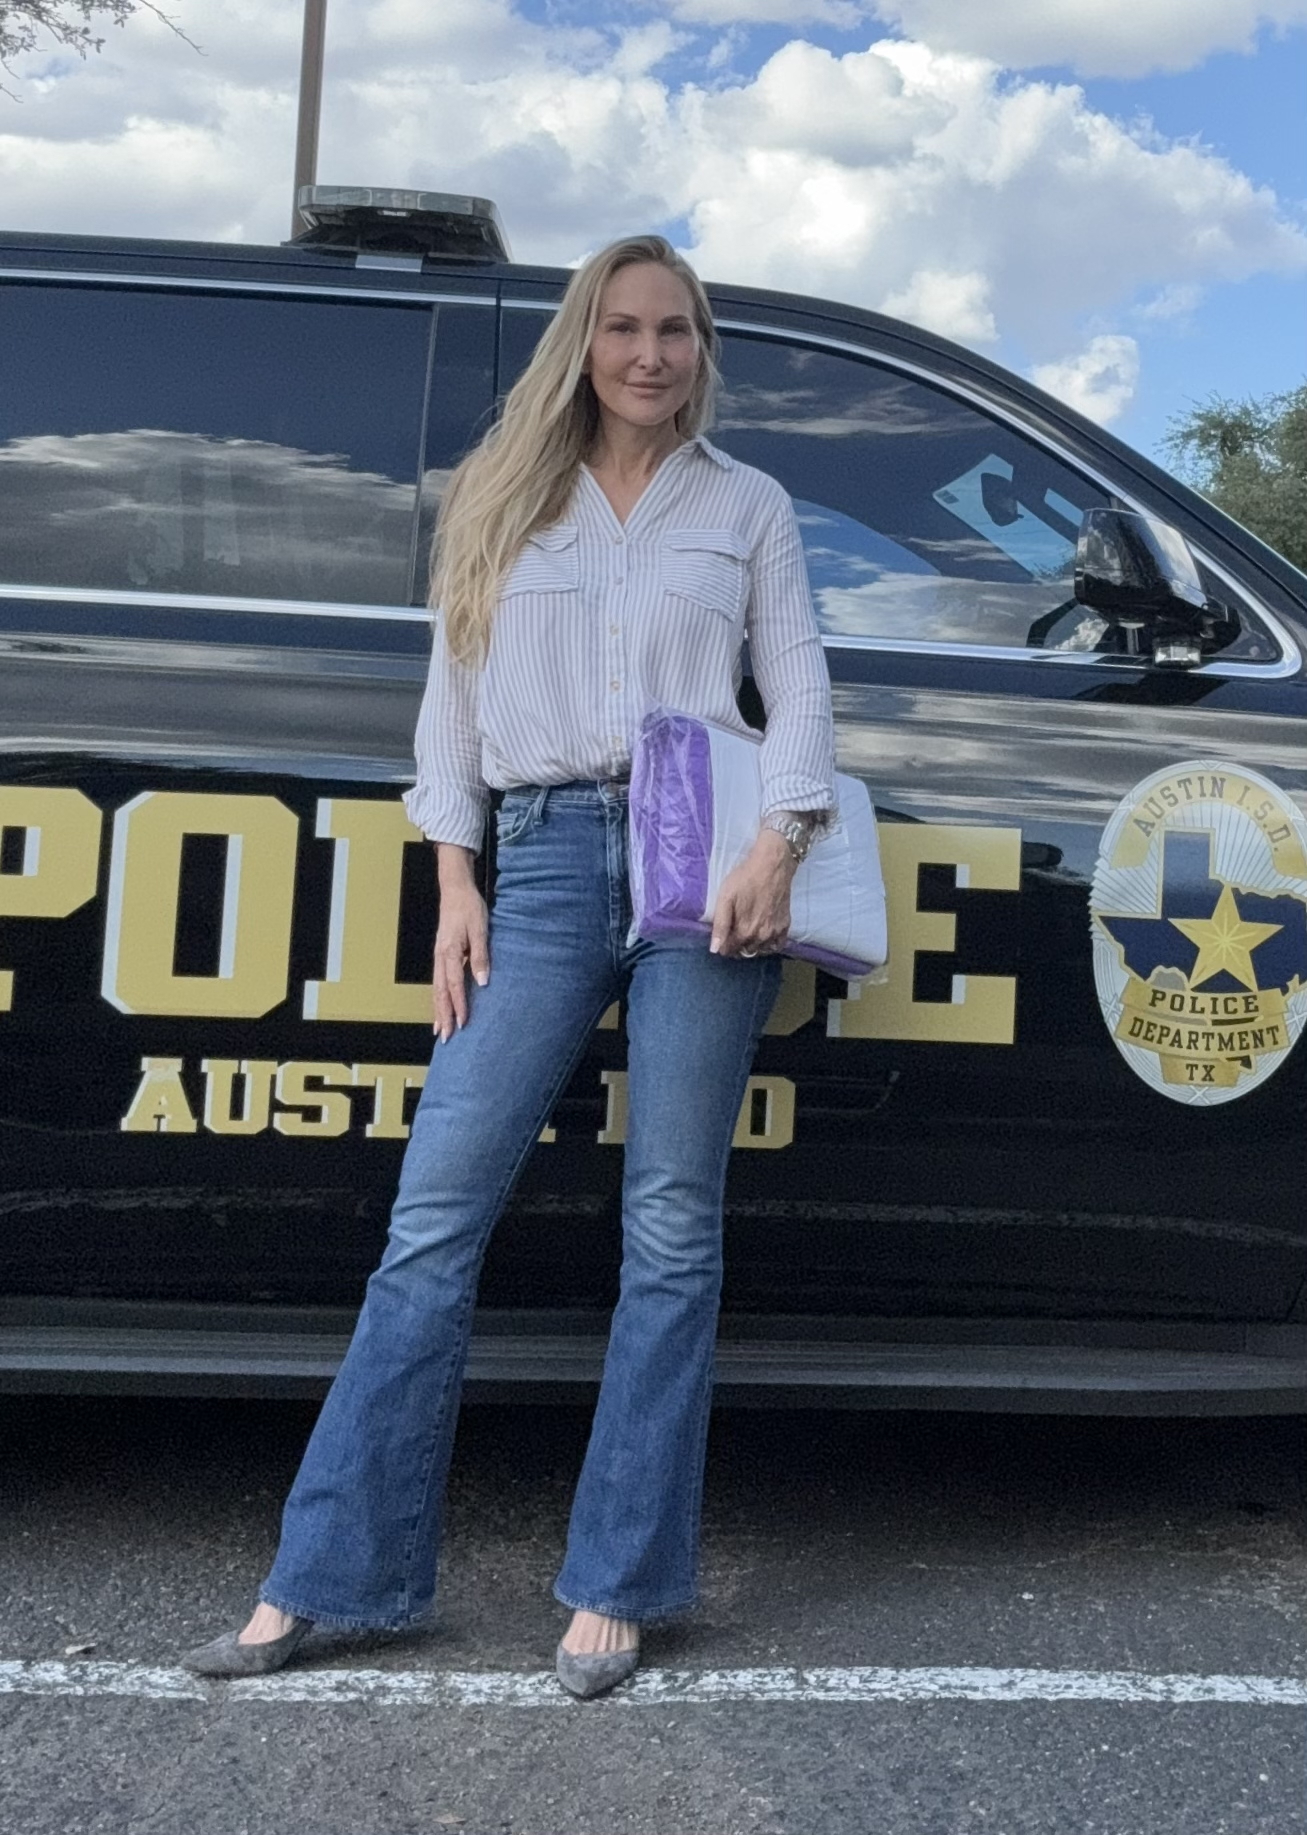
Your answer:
[184,235,835,1699]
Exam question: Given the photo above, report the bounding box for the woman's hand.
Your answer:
[710,829,796,958]
[433,844,490,1042]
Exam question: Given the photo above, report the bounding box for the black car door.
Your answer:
[0,266,496,1306]
[706,314,1307,1327]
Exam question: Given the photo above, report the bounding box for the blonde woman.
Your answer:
[185,236,836,1699]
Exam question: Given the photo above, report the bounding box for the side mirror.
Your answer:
[1074,509,1239,666]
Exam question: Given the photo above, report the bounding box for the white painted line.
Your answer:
[0,1660,207,1701]
[3,1660,1307,1708]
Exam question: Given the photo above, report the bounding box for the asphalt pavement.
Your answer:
[3,1394,1307,1835]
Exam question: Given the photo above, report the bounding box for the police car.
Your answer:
[3,188,1306,1409]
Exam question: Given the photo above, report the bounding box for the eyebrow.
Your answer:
[602,312,694,328]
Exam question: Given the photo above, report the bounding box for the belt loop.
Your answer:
[532,784,550,825]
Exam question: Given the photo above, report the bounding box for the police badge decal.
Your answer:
[1091,761,1307,1105]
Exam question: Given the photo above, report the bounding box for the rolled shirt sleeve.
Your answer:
[746,490,837,820]
[402,611,490,851]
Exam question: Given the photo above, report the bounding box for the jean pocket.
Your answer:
[661,528,750,619]
[495,792,541,847]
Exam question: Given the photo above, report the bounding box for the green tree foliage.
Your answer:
[1164,382,1307,574]
[0,2,193,91]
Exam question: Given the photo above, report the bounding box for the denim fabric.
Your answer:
[260,781,780,1630]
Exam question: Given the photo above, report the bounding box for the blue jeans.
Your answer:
[261,781,780,1629]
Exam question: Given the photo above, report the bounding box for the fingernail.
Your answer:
[475,972,488,987]
[709,940,720,954]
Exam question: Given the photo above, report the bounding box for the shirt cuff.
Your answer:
[402,782,488,852]
[759,782,836,824]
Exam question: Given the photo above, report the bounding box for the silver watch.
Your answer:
[762,811,817,864]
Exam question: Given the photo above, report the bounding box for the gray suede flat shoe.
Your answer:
[554,1639,640,1700]
[182,1616,314,1678]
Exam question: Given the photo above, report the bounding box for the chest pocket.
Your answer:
[501,523,580,598]
[661,528,751,621]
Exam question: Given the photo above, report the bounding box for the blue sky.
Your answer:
[0,0,1303,463]
[1065,31,1307,454]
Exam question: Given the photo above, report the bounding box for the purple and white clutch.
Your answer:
[629,708,887,980]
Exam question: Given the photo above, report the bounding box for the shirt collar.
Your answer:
[686,433,735,470]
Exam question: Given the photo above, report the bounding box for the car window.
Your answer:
[413,303,498,605]
[716,333,1109,651]
[498,304,558,399]
[0,285,438,607]
[717,333,1284,664]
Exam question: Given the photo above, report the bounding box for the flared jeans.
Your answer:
[260,780,781,1629]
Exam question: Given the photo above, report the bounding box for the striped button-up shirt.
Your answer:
[403,434,836,850]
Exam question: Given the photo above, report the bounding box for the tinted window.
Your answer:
[498,305,558,399]
[413,303,497,605]
[716,335,1280,663]
[0,285,435,606]
[716,334,1108,651]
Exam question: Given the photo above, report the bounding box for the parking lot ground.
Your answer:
[3,1396,1307,1834]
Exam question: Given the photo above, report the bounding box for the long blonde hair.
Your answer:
[431,235,719,664]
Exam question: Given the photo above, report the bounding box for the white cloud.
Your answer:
[869,0,1307,78]
[676,37,1305,410]
[667,0,868,22]
[1134,283,1204,322]
[880,269,998,344]
[1030,334,1141,423]
[1,3,1304,435]
[693,40,944,162]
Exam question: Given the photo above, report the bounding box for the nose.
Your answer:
[633,331,663,371]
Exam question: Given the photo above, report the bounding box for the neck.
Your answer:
[590,412,685,481]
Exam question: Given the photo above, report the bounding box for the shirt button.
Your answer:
[613,533,625,545]
[610,678,621,691]
[609,623,619,635]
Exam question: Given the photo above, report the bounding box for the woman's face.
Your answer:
[586,262,702,435]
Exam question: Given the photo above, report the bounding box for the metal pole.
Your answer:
[291,0,329,238]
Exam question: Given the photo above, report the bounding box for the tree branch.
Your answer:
[0,1,200,98]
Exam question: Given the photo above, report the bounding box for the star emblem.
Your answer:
[1097,829,1306,996]
[1169,882,1282,992]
